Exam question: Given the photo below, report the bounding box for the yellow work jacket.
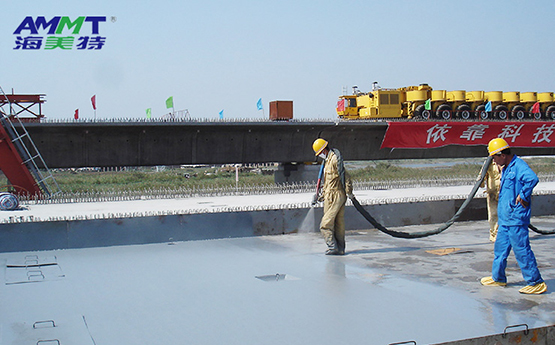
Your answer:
[322,150,353,198]
[482,162,501,199]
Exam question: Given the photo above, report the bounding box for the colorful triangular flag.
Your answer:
[424,99,431,111]
[166,96,174,109]
[485,101,492,112]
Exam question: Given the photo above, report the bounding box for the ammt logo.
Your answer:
[14,16,107,50]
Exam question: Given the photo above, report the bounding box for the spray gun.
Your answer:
[311,161,325,206]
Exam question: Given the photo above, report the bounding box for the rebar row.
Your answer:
[20,178,470,204]
[6,187,555,225]
[31,117,337,124]
[19,173,555,205]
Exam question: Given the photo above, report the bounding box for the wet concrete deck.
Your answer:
[1,185,555,344]
[1,222,555,344]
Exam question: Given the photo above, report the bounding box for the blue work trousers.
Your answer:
[492,224,543,285]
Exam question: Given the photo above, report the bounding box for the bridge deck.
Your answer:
[1,217,554,344]
[1,185,555,344]
[20,121,555,167]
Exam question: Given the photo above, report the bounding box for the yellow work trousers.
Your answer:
[487,192,499,241]
[320,191,347,253]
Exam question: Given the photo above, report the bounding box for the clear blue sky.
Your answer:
[2,0,555,121]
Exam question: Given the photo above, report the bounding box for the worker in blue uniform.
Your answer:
[480,138,547,294]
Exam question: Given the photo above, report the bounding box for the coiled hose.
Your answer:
[351,155,555,238]
[0,192,19,211]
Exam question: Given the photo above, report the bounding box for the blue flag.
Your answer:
[485,101,492,112]
[219,110,224,119]
[257,98,263,111]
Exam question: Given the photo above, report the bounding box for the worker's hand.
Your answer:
[311,193,319,206]
[516,195,529,208]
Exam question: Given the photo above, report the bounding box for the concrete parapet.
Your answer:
[1,193,554,253]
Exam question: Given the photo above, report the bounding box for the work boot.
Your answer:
[325,249,340,255]
[519,282,547,294]
[480,276,507,286]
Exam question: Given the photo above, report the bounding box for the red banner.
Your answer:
[381,121,555,149]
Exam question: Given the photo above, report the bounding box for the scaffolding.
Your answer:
[0,86,60,197]
[0,92,46,122]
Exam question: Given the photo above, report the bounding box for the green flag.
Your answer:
[424,99,431,111]
[146,108,152,119]
[166,96,174,109]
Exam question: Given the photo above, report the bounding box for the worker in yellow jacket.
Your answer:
[312,138,353,255]
[480,160,502,242]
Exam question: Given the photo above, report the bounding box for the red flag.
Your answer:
[532,101,540,114]
[336,99,345,112]
[91,95,96,110]
[74,109,79,120]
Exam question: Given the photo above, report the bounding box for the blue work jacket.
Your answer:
[498,155,538,226]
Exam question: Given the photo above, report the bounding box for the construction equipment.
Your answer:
[0,93,46,123]
[337,83,555,120]
[0,86,60,198]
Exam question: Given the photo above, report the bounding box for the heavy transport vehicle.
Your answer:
[336,83,555,121]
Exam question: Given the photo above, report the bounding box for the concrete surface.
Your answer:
[1,183,555,344]
[1,217,554,344]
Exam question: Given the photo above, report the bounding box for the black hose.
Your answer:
[528,223,555,235]
[351,156,493,239]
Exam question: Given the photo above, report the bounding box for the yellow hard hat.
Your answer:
[312,138,328,156]
[488,138,510,156]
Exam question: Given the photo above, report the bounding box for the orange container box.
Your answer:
[269,100,293,120]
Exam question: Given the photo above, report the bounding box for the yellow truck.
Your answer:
[336,83,555,120]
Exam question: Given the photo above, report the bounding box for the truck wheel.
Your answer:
[546,106,555,120]
[436,104,452,120]
[456,105,472,120]
[414,104,431,120]
[529,105,542,120]
[494,105,509,120]
[511,106,526,120]
[475,105,488,120]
